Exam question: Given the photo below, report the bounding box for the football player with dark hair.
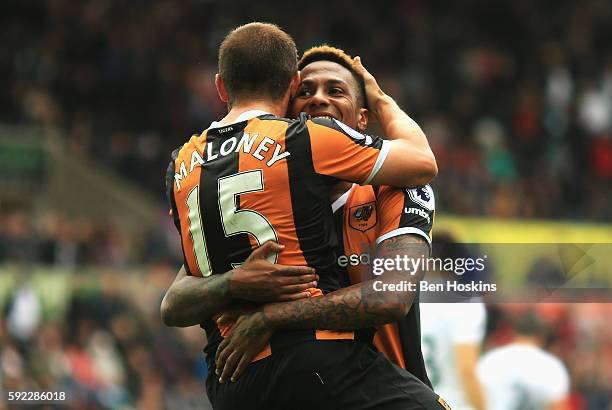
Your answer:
[163,25,442,409]
[212,45,441,405]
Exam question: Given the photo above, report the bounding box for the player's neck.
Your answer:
[217,99,287,126]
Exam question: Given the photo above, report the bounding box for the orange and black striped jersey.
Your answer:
[165,110,389,353]
[332,183,435,386]
[166,111,388,284]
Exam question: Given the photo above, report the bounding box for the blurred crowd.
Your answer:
[1,0,612,408]
[486,304,612,409]
[1,268,211,409]
[1,0,611,219]
[0,210,181,269]
[1,270,611,409]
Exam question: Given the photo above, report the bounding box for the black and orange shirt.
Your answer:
[165,110,389,354]
[332,183,435,386]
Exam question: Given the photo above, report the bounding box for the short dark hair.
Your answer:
[218,22,298,105]
[298,45,367,109]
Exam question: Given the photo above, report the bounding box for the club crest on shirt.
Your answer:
[349,202,377,232]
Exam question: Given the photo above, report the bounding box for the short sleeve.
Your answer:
[451,302,487,345]
[543,358,570,402]
[165,148,180,211]
[165,148,191,275]
[307,117,390,185]
[375,184,435,248]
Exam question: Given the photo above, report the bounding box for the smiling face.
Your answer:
[290,60,368,131]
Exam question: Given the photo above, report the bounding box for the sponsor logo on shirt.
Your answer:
[404,207,431,224]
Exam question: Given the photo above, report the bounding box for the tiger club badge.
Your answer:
[349,202,377,232]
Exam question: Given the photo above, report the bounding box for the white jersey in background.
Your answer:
[477,343,569,410]
[420,302,487,410]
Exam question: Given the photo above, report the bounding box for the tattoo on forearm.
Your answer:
[376,234,427,255]
[263,234,428,331]
[163,272,230,326]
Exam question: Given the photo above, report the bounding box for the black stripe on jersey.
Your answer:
[398,295,432,388]
[332,200,375,343]
[197,128,253,364]
[198,130,252,275]
[372,185,381,198]
[166,149,192,276]
[399,186,435,237]
[285,114,342,293]
[333,204,351,289]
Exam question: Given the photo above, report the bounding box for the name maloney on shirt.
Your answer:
[174,132,291,191]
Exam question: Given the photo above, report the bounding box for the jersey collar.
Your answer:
[208,110,272,129]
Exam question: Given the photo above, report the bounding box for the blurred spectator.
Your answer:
[5,276,41,344]
[0,210,180,268]
[0,266,212,409]
[478,310,570,409]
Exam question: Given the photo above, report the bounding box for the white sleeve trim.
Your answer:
[363,140,390,185]
[376,227,432,247]
[331,184,355,214]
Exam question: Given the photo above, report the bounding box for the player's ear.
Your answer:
[289,71,301,99]
[357,108,369,132]
[215,73,229,103]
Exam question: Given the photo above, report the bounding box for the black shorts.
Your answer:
[206,340,446,410]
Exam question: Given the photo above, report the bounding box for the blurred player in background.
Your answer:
[420,234,487,410]
[477,311,569,410]
[164,23,441,409]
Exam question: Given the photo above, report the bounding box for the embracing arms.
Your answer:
[214,234,428,383]
[352,57,437,187]
[160,242,318,327]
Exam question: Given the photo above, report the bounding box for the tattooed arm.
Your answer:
[261,234,428,329]
[160,241,317,327]
[214,234,428,382]
[161,264,231,327]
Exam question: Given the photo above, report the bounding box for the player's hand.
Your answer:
[215,310,273,383]
[228,241,318,303]
[352,56,386,121]
[215,303,256,327]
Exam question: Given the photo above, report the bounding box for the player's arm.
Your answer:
[162,153,317,327]
[455,344,486,410]
[261,234,427,328]
[214,185,436,382]
[353,56,430,152]
[352,56,437,187]
[308,117,436,189]
[161,264,227,327]
[253,183,434,330]
[451,303,487,410]
[214,234,428,382]
[160,241,318,327]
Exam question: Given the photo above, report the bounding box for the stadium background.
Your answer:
[0,0,611,408]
